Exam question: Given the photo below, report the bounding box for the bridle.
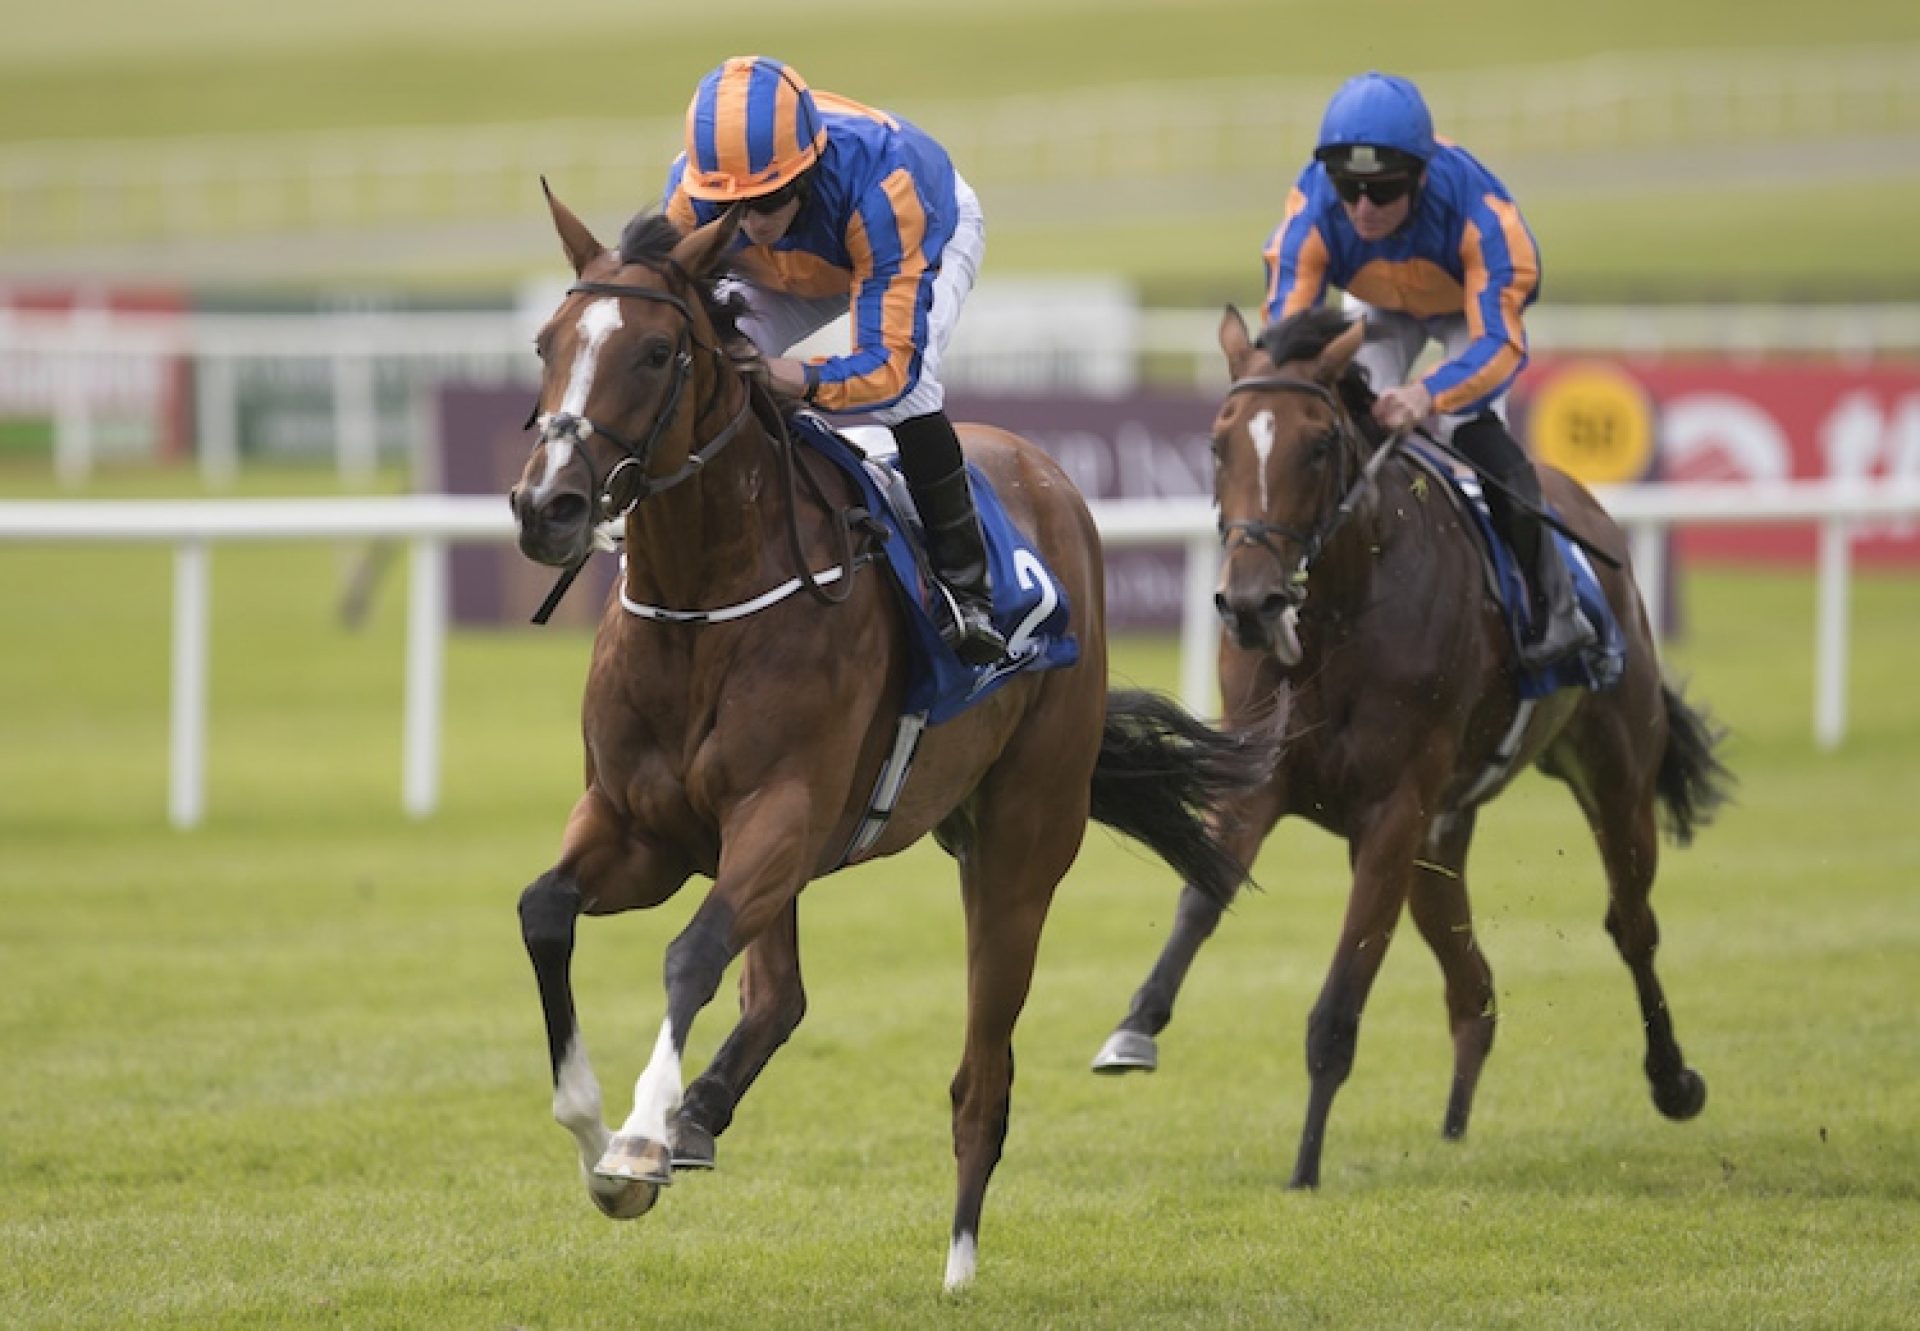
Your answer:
[522,260,874,625]
[1218,372,1399,597]
[530,269,753,524]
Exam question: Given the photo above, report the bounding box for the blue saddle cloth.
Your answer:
[1405,440,1626,701]
[790,413,1080,725]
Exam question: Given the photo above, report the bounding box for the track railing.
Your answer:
[4,481,1919,826]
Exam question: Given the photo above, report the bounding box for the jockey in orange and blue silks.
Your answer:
[663,55,1006,666]
[1260,72,1594,672]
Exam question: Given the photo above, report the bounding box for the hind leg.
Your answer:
[943,763,1090,1290]
[1405,811,1497,1140]
[1291,784,1433,1190]
[1092,786,1282,1074]
[670,901,808,1170]
[1578,786,1706,1120]
[1559,752,1712,1113]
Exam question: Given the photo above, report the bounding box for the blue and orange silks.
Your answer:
[666,88,958,416]
[1261,143,1542,417]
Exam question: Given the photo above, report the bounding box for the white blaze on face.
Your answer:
[1248,409,1277,513]
[530,297,623,504]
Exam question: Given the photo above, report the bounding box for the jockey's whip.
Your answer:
[1413,427,1624,570]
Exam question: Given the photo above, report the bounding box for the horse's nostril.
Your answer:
[544,493,589,530]
[1261,593,1292,619]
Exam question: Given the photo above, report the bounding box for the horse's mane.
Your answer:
[617,211,751,350]
[1257,308,1390,449]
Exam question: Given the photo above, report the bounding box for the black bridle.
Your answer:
[522,268,752,623]
[1218,373,1399,596]
[524,265,874,625]
[532,273,753,525]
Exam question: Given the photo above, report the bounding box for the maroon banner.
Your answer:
[947,390,1215,629]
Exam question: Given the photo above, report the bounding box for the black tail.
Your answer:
[1656,681,1734,846]
[1088,689,1276,907]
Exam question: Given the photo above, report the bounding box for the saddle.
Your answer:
[785,412,1080,726]
[1402,439,1626,700]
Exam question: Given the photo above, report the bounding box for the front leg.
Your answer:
[596,782,821,1197]
[1290,785,1433,1190]
[672,899,807,1169]
[521,791,691,1219]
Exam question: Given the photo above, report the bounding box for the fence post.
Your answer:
[1629,519,1667,650]
[169,540,211,828]
[402,535,447,818]
[1814,517,1851,750]
[1180,531,1219,716]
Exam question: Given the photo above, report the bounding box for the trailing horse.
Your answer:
[507,191,1272,1288]
[1092,307,1733,1189]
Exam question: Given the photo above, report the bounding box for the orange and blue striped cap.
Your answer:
[682,56,828,202]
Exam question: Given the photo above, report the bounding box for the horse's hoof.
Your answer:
[1090,1030,1158,1075]
[595,1134,674,1186]
[586,1174,659,1220]
[1652,1067,1708,1121]
[669,1115,717,1172]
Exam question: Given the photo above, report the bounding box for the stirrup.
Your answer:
[934,583,1007,666]
[1519,606,1596,672]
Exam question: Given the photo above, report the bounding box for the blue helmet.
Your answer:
[1314,72,1436,172]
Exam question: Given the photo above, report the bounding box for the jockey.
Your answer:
[664,55,1006,667]
[1261,71,1596,672]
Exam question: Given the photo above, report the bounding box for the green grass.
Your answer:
[3,465,1919,1327]
[3,1,1919,299]
[7,1,1917,140]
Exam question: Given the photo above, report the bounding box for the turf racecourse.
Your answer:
[3,507,1918,1328]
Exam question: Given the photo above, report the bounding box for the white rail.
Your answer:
[7,302,1920,490]
[3,481,1918,827]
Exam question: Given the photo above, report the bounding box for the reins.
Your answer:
[528,264,875,623]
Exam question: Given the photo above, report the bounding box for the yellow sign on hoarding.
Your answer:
[1526,362,1656,485]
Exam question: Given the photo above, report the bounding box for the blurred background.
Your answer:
[5,0,1920,819]
[4,0,1919,489]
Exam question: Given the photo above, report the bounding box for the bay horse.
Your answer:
[507,191,1270,1289]
[1092,306,1732,1189]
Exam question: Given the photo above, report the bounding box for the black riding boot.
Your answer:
[1452,414,1596,672]
[894,411,1008,666]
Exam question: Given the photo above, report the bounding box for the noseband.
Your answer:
[532,273,753,522]
[1218,372,1398,595]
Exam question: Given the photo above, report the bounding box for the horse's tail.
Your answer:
[1088,689,1275,907]
[1655,681,1734,846]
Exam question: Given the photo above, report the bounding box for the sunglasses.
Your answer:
[1331,173,1416,207]
[743,182,802,216]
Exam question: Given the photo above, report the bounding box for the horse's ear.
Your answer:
[1314,318,1368,385]
[543,178,605,277]
[670,205,744,279]
[1218,305,1256,376]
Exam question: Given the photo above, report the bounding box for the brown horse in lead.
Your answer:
[1093,306,1732,1189]
[506,193,1270,1289]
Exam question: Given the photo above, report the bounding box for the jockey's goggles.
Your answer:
[742,179,805,216]
[1331,172,1416,206]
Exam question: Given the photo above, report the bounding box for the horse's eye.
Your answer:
[639,341,673,370]
[1309,430,1339,462]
